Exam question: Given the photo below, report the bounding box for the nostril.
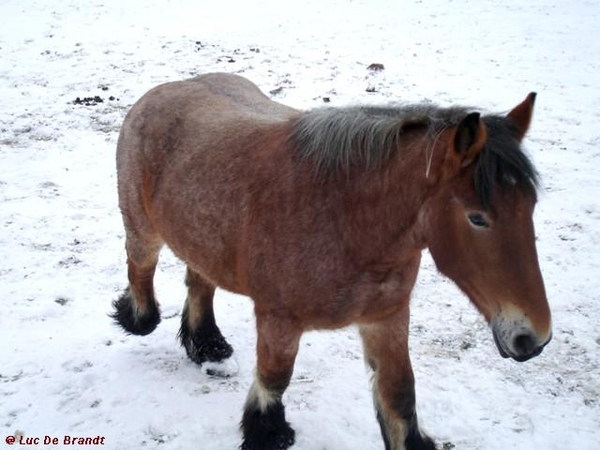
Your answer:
[513,333,536,356]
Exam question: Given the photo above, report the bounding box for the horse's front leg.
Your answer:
[360,306,437,450]
[241,312,302,450]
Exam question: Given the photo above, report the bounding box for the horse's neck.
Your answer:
[339,150,432,266]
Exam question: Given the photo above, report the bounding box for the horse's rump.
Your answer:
[116,73,299,292]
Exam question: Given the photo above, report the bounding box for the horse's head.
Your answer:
[421,94,552,362]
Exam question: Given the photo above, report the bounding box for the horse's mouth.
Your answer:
[493,329,511,359]
[492,326,546,363]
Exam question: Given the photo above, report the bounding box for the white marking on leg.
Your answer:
[245,370,278,412]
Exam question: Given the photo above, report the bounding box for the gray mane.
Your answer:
[289,104,471,176]
[288,103,539,209]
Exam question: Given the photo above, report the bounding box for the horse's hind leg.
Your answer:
[178,266,233,365]
[112,227,163,336]
[360,306,437,450]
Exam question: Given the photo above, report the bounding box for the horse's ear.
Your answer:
[507,92,536,142]
[453,112,486,169]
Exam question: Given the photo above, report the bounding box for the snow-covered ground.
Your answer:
[1,0,599,449]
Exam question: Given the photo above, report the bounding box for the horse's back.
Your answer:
[124,73,296,130]
[117,73,298,171]
[189,73,298,119]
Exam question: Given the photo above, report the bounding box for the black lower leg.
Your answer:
[380,404,437,450]
[374,382,437,450]
[111,287,161,336]
[240,390,295,450]
[376,409,436,450]
[178,305,233,364]
[404,411,437,450]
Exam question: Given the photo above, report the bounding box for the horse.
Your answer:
[112,72,552,450]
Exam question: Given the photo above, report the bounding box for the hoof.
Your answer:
[240,425,295,450]
[406,427,437,450]
[203,357,239,378]
[111,288,160,336]
[241,398,295,450]
[179,314,233,365]
[183,333,234,365]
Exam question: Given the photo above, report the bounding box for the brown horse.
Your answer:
[113,73,552,450]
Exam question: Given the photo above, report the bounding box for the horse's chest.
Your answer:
[360,266,418,307]
[320,260,421,326]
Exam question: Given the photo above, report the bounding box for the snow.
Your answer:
[1,0,599,449]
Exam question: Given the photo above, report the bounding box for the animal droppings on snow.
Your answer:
[367,63,385,71]
[72,96,104,106]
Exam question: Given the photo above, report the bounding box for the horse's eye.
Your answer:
[468,213,490,228]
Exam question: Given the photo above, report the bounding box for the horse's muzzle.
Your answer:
[492,323,552,363]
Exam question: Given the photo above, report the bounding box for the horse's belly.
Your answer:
[149,180,250,294]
